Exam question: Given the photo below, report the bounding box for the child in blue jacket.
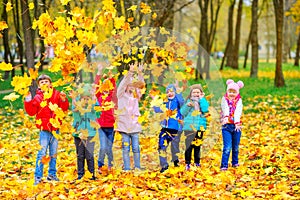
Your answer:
[154,84,184,173]
[180,84,209,170]
[72,84,98,180]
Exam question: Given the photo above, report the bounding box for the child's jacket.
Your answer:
[180,97,209,131]
[24,88,69,132]
[115,71,144,133]
[94,75,117,128]
[154,93,184,130]
[72,102,97,137]
[221,93,243,124]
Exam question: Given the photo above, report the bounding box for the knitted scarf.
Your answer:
[224,93,241,123]
[190,97,200,112]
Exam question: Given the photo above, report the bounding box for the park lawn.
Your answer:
[1,62,299,110]
[0,81,299,198]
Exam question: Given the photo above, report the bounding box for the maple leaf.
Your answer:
[0,62,13,71]
[41,156,51,164]
[3,93,20,102]
[28,3,34,10]
[0,21,8,31]
[6,2,13,12]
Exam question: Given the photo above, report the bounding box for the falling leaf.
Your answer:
[6,2,13,12]
[0,62,13,71]
[41,156,51,164]
[3,93,20,101]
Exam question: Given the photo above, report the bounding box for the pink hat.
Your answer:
[226,79,244,94]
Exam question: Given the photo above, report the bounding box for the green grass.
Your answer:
[1,62,299,110]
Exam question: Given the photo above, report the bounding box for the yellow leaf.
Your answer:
[140,20,146,27]
[40,101,47,108]
[127,5,137,11]
[3,92,20,101]
[36,119,42,125]
[60,0,71,6]
[0,62,13,71]
[28,3,34,10]
[6,2,13,12]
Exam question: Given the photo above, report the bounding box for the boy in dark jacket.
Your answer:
[24,74,69,185]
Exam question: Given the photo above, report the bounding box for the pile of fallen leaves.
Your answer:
[0,95,299,199]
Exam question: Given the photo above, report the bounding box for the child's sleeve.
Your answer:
[234,99,243,123]
[175,93,184,107]
[221,96,229,117]
[24,94,42,116]
[117,72,133,98]
[180,100,191,117]
[58,93,69,111]
[200,97,209,113]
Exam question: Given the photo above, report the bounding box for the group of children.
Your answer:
[24,62,244,185]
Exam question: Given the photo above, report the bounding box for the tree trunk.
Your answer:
[294,32,300,67]
[13,0,25,76]
[273,0,285,87]
[21,0,35,70]
[198,0,209,79]
[282,0,291,63]
[250,0,259,78]
[21,0,37,96]
[220,0,236,70]
[232,0,243,69]
[243,27,252,69]
[2,0,15,80]
[225,0,236,68]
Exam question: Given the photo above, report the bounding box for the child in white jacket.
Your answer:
[115,62,145,171]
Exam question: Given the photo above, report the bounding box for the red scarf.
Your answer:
[224,93,241,124]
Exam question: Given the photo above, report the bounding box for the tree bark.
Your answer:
[13,0,25,76]
[294,32,300,67]
[2,0,15,80]
[220,0,236,70]
[21,0,35,70]
[232,0,243,69]
[250,0,259,78]
[273,0,285,87]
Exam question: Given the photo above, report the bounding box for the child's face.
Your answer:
[191,88,202,98]
[38,79,51,91]
[227,89,238,99]
[81,96,91,106]
[167,89,175,99]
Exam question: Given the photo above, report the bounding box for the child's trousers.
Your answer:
[74,136,95,178]
[184,130,204,165]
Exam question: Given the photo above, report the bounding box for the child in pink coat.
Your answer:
[115,62,145,171]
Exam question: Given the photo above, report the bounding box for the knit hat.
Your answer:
[190,84,203,93]
[37,74,52,83]
[226,79,244,94]
[81,84,93,97]
[166,84,176,93]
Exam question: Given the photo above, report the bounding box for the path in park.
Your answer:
[0,89,13,94]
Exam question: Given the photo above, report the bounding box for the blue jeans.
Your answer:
[35,130,58,179]
[171,130,182,162]
[121,132,141,170]
[221,124,241,168]
[158,128,179,168]
[98,128,115,167]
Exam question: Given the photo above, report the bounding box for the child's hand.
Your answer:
[97,63,105,75]
[138,62,144,73]
[187,102,194,107]
[129,63,135,72]
[200,92,205,99]
[235,123,242,132]
[222,117,229,125]
[60,91,67,102]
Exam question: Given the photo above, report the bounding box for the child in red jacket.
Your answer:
[24,74,69,185]
[94,64,117,173]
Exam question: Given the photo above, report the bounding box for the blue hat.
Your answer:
[166,84,176,93]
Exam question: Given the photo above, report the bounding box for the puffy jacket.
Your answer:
[24,88,69,131]
[72,103,97,137]
[115,71,143,133]
[153,93,184,130]
[94,75,117,128]
[180,97,209,131]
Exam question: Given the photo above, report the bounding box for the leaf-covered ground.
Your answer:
[0,95,299,199]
